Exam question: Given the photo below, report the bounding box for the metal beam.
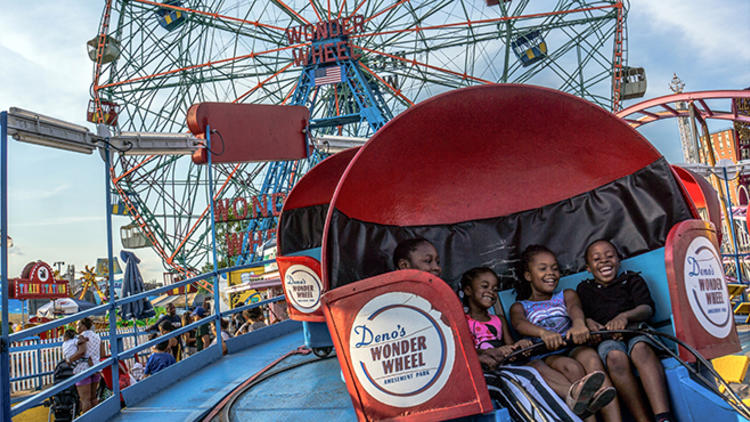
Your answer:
[617,90,750,129]
[7,107,97,154]
[6,107,202,156]
[311,134,368,153]
[109,132,201,155]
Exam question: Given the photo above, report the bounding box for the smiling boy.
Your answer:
[577,239,673,422]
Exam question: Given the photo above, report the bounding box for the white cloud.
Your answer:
[631,0,750,64]
[13,215,103,227]
[10,184,70,201]
[0,4,98,124]
[9,245,24,257]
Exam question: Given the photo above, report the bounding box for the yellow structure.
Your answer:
[227,266,265,309]
[78,265,107,303]
[711,354,750,394]
[11,402,48,422]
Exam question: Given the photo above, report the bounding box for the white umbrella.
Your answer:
[36,298,95,318]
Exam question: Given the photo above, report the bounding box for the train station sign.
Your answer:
[10,261,69,300]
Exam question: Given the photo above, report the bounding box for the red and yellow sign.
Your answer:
[10,261,69,300]
[285,15,365,67]
[320,270,492,420]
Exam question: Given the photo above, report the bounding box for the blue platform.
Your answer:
[229,353,355,420]
[93,318,750,422]
[97,317,508,422]
[106,320,351,422]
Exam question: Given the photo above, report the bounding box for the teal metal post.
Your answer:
[206,126,222,352]
[104,142,120,401]
[1,111,11,422]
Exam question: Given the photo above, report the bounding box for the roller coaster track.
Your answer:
[616,90,750,128]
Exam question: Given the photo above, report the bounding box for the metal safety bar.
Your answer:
[8,292,284,418]
[4,265,283,418]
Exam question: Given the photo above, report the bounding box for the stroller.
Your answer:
[45,360,80,422]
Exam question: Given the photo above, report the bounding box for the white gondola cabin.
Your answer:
[86,35,121,64]
[621,66,647,100]
[120,224,152,249]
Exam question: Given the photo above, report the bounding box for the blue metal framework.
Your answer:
[207,127,224,353]
[234,160,299,265]
[1,111,11,422]
[234,46,392,265]
[0,112,285,421]
[103,141,121,404]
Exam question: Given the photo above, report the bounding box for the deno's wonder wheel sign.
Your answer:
[683,236,731,338]
[348,292,455,407]
[283,264,323,313]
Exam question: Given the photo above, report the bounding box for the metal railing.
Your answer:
[5,259,285,418]
[0,115,288,421]
[8,328,150,394]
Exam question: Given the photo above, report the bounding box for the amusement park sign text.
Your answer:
[285,15,365,66]
[213,193,285,222]
[214,193,286,257]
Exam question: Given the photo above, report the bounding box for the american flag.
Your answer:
[314,66,343,86]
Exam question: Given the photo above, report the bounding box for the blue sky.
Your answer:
[0,1,748,284]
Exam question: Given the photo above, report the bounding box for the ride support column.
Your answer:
[206,126,223,353]
[103,139,120,402]
[722,167,744,284]
[1,111,12,422]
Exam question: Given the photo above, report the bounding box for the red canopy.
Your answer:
[281,147,359,212]
[277,148,360,321]
[277,147,359,255]
[322,85,693,289]
[329,84,662,227]
[672,165,722,243]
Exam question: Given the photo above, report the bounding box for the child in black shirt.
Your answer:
[577,240,673,422]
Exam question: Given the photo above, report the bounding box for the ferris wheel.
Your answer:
[89,0,634,276]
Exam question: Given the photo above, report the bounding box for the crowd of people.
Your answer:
[393,237,673,422]
[141,300,268,375]
[58,298,269,416]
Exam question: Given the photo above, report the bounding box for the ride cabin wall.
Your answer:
[301,85,745,420]
[276,147,361,352]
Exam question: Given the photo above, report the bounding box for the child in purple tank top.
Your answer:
[518,289,572,335]
[510,245,620,422]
